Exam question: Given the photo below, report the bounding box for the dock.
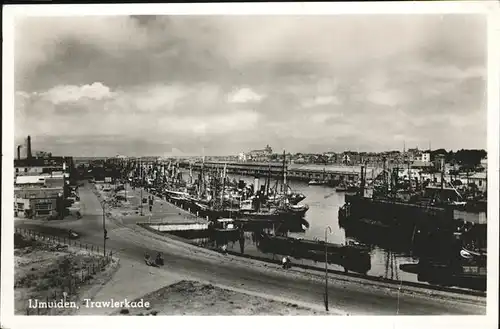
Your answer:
[178,161,384,182]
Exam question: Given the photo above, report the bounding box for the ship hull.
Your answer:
[257,234,371,274]
[340,195,455,237]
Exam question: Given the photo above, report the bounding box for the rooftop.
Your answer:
[411,161,434,168]
[14,157,72,167]
[15,175,65,186]
[15,187,63,199]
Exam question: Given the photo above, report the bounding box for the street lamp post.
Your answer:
[102,201,107,256]
[140,159,144,216]
[140,186,143,216]
[325,226,332,312]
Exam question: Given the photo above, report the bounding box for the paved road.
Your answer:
[15,183,487,315]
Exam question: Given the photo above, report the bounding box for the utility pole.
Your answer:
[282,150,287,193]
[408,160,412,192]
[324,226,332,312]
[102,201,107,256]
[140,157,143,216]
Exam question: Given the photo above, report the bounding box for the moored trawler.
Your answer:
[339,193,456,238]
[337,165,467,238]
[399,244,487,291]
[267,192,306,205]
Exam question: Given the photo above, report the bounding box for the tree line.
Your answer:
[430,149,487,168]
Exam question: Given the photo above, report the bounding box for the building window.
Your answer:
[24,168,28,173]
[16,168,19,173]
[35,202,52,211]
[478,180,482,187]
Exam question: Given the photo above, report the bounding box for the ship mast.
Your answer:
[282,149,287,193]
[266,163,271,197]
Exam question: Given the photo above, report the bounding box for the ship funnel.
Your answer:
[253,177,260,194]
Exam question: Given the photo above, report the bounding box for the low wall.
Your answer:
[145,222,209,232]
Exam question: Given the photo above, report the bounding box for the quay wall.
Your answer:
[148,223,209,232]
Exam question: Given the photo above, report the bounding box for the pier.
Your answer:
[179,161,383,182]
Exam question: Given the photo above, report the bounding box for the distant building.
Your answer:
[246,145,273,162]
[411,161,434,170]
[238,152,247,162]
[14,174,66,219]
[341,154,351,165]
[479,156,487,171]
[468,172,487,192]
[433,154,446,172]
[14,156,73,179]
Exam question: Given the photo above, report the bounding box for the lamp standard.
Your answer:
[140,158,144,216]
[324,226,332,311]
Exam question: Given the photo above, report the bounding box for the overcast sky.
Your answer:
[14,15,487,157]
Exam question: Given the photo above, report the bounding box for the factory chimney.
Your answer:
[27,135,32,159]
[17,145,22,160]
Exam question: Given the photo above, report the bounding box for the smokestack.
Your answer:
[17,145,22,160]
[27,135,32,159]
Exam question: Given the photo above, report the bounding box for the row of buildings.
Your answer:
[234,146,486,170]
[231,145,434,165]
[14,136,75,219]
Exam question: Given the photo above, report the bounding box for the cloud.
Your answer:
[227,87,265,103]
[15,17,150,79]
[41,82,114,105]
[302,95,340,108]
[367,90,406,107]
[13,15,487,155]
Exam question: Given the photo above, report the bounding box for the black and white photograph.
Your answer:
[1,2,499,328]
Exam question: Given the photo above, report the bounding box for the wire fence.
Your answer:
[15,227,117,315]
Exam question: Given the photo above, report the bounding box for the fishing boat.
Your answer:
[166,190,190,202]
[280,203,309,216]
[308,168,330,186]
[266,191,306,205]
[257,234,371,274]
[213,218,239,233]
[335,183,358,193]
[400,230,487,291]
[288,192,306,204]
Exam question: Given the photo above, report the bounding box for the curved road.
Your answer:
[15,183,486,315]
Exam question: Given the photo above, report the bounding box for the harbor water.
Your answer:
[184,170,421,282]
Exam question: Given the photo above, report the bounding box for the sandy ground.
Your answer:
[77,258,326,316]
[76,258,183,315]
[14,233,119,315]
[112,280,326,316]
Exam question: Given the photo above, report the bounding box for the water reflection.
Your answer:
[179,170,484,289]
